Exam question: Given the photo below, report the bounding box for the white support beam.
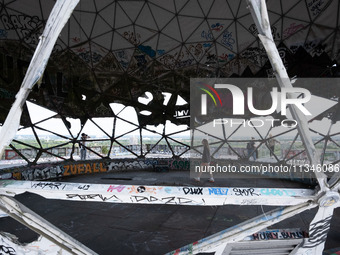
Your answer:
[290,206,335,255]
[165,202,317,255]
[246,0,328,192]
[0,0,79,158]
[0,180,316,206]
[0,195,97,255]
[0,231,72,255]
[245,2,340,255]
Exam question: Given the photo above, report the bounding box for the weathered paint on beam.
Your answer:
[0,231,73,255]
[166,202,317,255]
[246,0,328,191]
[245,2,338,255]
[0,195,97,255]
[0,0,80,158]
[0,180,315,206]
[290,206,335,255]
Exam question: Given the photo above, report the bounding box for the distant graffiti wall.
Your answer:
[0,156,318,183]
[0,158,191,181]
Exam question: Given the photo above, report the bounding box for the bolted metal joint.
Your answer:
[318,191,340,207]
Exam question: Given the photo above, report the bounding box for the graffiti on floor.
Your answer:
[128,185,162,194]
[183,187,203,195]
[66,193,122,202]
[31,182,66,190]
[129,195,205,205]
[233,188,259,197]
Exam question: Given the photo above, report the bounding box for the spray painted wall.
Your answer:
[0,158,190,181]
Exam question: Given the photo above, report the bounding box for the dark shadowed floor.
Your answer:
[0,170,339,254]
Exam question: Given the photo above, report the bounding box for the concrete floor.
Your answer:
[0,170,339,254]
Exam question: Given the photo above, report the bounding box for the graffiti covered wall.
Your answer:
[0,158,190,181]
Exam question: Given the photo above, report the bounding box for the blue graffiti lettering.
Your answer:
[209,188,228,195]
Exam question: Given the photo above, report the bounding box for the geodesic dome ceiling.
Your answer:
[0,0,339,127]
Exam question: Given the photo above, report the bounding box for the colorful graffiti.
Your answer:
[0,158,190,181]
[63,163,107,176]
